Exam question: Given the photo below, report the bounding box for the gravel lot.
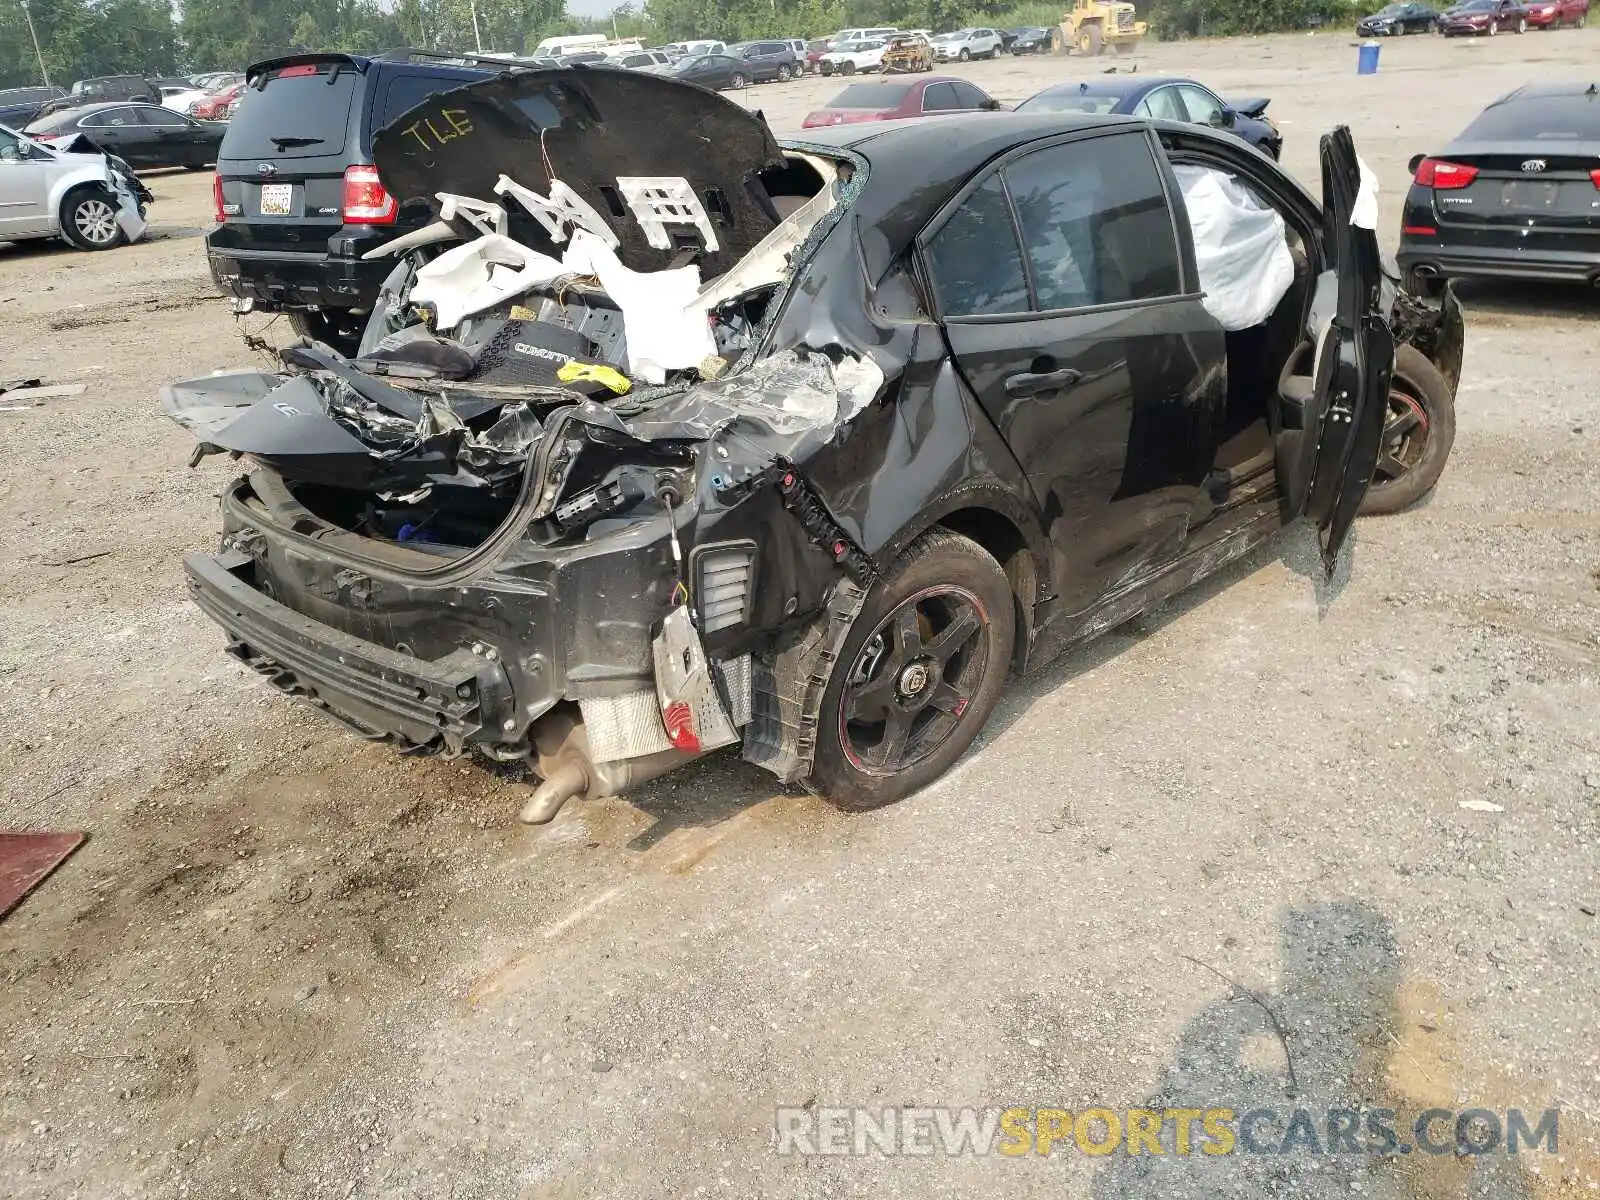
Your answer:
[3,28,1599,1200]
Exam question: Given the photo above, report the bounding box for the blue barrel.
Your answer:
[1357,40,1380,75]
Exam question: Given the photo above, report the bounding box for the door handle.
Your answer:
[1004,367,1081,397]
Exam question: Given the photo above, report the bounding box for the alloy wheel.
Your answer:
[839,585,989,775]
[73,198,119,246]
[1373,388,1429,486]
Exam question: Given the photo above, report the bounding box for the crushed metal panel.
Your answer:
[0,830,86,920]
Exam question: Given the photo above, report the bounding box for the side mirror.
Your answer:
[980,98,1001,110]
[1210,107,1236,128]
[1408,152,1425,174]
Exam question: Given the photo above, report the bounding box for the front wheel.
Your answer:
[808,530,1016,811]
[1079,24,1104,54]
[1487,19,1499,33]
[1515,15,1528,30]
[60,187,126,251]
[1359,344,1457,516]
[958,47,971,60]
[730,72,748,88]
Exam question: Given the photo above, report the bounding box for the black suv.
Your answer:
[207,51,511,352]
[0,85,67,128]
[37,76,159,117]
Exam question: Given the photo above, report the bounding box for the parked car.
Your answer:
[24,103,226,171]
[819,39,890,75]
[1397,80,1600,292]
[0,121,151,249]
[609,49,675,70]
[0,86,66,129]
[160,84,210,112]
[727,40,804,82]
[881,34,936,73]
[191,71,245,91]
[207,51,502,352]
[802,77,1000,127]
[931,28,1005,61]
[1438,0,1532,32]
[160,68,1462,822]
[804,38,832,72]
[1357,2,1440,32]
[829,26,899,45]
[37,75,160,118]
[1524,0,1588,24]
[681,40,727,55]
[1015,77,1282,159]
[662,52,755,89]
[189,82,245,120]
[1008,26,1054,53]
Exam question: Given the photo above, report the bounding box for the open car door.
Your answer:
[1274,126,1396,574]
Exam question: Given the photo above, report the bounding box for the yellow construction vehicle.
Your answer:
[1051,0,1148,55]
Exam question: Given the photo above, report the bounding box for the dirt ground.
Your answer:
[3,28,1599,1200]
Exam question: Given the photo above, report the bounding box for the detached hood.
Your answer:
[370,66,789,281]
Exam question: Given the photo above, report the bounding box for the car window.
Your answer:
[951,81,990,108]
[925,174,1030,317]
[1175,85,1224,124]
[1136,87,1187,122]
[0,129,23,161]
[1003,132,1182,309]
[922,83,959,112]
[136,106,187,127]
[225,63,359,159]
[82,108,135,128]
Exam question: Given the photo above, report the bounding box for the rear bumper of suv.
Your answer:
[206,241,393,312]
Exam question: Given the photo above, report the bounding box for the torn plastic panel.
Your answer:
[369,67,789,282]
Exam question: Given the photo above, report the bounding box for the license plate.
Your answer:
[1500,180,1559,211]
[259,183,295,216]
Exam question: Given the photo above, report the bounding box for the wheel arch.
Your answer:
[49,168,115,235]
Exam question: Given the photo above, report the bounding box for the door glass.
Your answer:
[922,83,958,112]
[1175,86,1224,125]
[1139,87,1186,122]
[0,129,22,161]
[1004,133,1182,309]
[951,81,989,109]
[136,106,185,127]
[925,174,1030,317]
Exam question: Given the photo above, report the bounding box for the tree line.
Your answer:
[0,0,1358,91]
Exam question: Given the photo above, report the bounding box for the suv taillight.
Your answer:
[1414,158,1478,190]
[342,165,397,224]
[212,173,226,223]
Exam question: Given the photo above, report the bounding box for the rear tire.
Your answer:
[1079,24,1104,54]
[288,308,366,357]
[59,187,126,251]
[808,529,1016,811]
[1359,344,1457,516]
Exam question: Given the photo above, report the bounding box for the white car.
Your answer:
[0,123,150,250]
[160,85,209,112]
[819,39,889,75]
[932,28,1004,61]
[608,49,675,70]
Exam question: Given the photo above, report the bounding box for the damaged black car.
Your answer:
[162,67,1465,820]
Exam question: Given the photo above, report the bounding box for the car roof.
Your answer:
[1026,76,1185,102]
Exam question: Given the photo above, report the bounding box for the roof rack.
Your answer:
[374,47,538,70]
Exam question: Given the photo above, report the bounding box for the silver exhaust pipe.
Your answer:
[518,710,701,824]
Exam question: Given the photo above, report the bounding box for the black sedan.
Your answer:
[1008,26,1053,53]
[659,52,757,90]
[24,102,226,170]
[1357,2,1440,33]
[161,68,1463,819]
[1015,76,1283,158]
[1397,80,1600,290]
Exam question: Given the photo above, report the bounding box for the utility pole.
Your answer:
[470,0,483,50]
[20,0,50,86]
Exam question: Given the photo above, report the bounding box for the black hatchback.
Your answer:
[207,52,502,352]
[1397,81,1600,291]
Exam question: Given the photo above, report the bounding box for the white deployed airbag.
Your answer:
[408,233,566,331]
[1173,165,1295,332]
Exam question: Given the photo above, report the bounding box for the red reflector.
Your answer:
[276,65,319,78]
[1414,158,1477,190]
[1401,225,1437,236]
[1591,168,1600,189]
[342,164,396,224]
[212,173,225,223]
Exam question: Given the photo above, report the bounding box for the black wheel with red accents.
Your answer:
[808,529,1015,810]
[1359,343,1457,516]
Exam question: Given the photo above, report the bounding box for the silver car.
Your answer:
[0,122,150,250]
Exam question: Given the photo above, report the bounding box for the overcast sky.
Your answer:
[566,0,622,18]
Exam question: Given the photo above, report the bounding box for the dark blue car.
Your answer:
[1014,77,1282,159]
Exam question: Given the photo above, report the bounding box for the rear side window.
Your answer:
[223,64,359,160]
[925,175,1030,317]
[374,71,478,130]
[1004,133,1181,309]
[922,83,958,112]
[833,83,912,108]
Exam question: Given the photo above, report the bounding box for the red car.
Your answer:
[189,82,244,121]
[1524,0,1588,24]
[800,76,1001,129]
